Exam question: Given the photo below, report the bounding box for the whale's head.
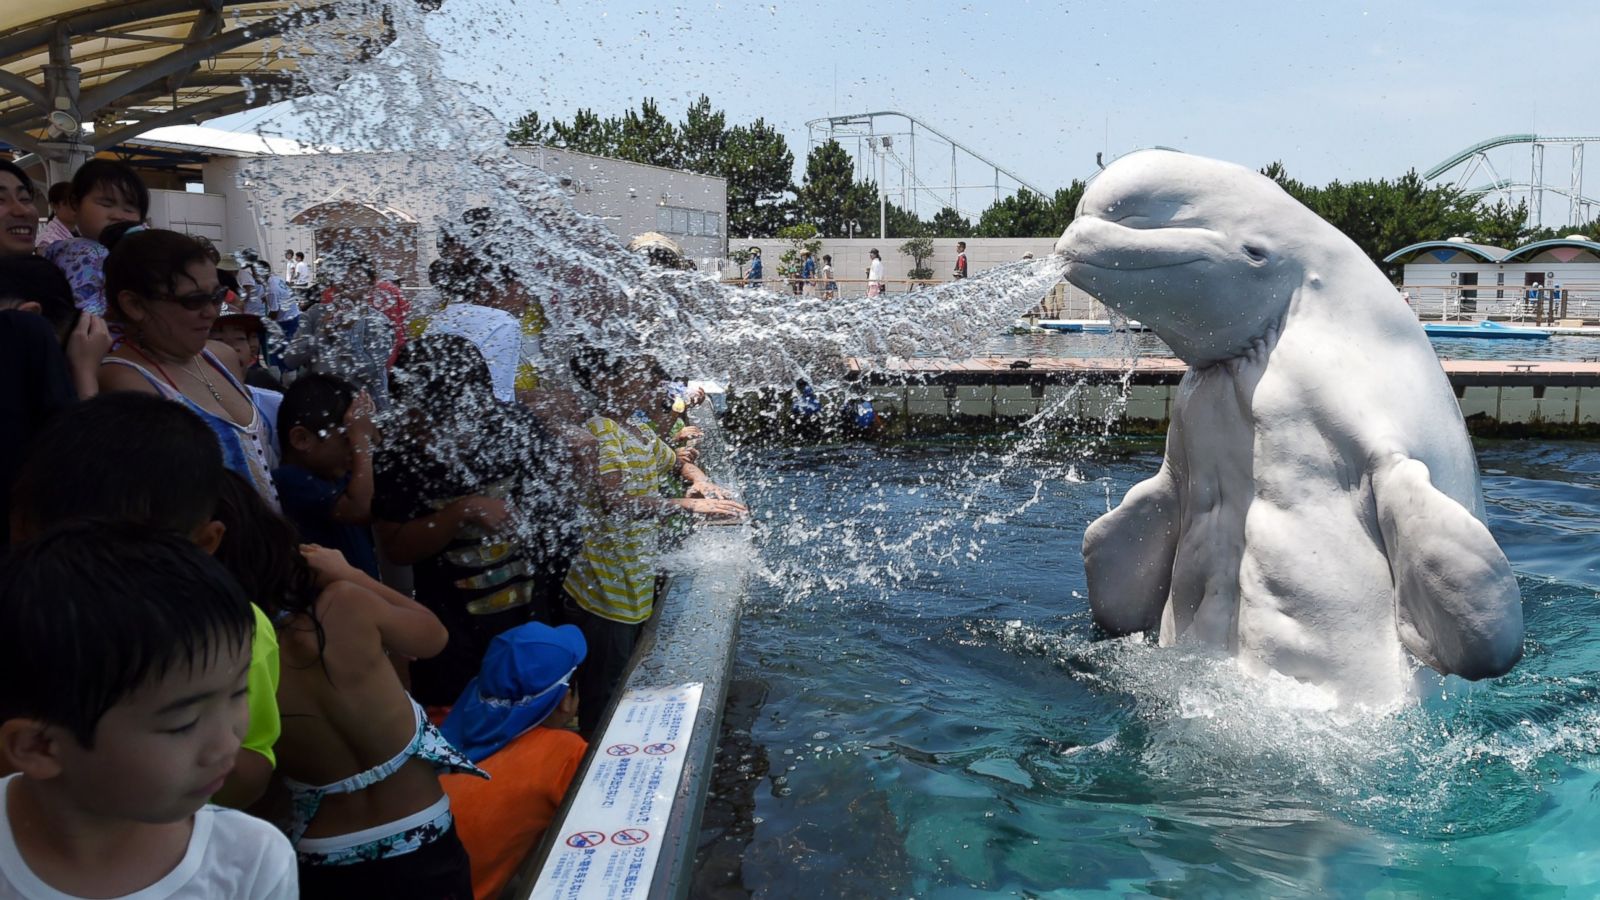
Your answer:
[1055,150,1331,366]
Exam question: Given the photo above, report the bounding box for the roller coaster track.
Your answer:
[1425,134,1600,227]
[804,110,1048,222]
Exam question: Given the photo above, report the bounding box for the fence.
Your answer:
[722,277,1600,326]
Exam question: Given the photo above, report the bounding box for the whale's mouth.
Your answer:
[1065,255,1207,273]
[1055,216,1229,274]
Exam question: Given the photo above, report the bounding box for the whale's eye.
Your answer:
[1242,244,1268,264]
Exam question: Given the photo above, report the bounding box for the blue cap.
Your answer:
[440,622,587,762]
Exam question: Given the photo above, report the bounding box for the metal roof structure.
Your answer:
[0,1,402,183]
[1383,240,1507,264]
[1384,237,1600,265]
[1497,237,1600,264]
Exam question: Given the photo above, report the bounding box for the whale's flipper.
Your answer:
[1373,457,1524,679]
[1083,465,1180,635]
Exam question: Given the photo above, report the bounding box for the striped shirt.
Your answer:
[562,416,678,624]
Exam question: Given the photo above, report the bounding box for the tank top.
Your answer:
[102,350,281,510]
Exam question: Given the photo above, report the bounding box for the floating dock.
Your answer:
[841,357,1600,436]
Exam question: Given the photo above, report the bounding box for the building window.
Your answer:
[655,205,721,238]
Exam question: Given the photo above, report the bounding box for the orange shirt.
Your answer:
[441,726,587,900]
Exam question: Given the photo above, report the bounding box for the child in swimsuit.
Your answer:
[212,471,484,899]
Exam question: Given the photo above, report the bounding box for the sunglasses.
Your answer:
[155,287,230,311]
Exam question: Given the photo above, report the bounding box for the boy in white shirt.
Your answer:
[0,523,296,900]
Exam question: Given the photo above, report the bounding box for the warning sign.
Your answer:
[611,828,649,846]
[532,683,703,900]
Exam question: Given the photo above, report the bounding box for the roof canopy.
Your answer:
[0,1,405,180]
[1385,237,1600,265]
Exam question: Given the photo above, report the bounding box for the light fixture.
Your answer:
[46,110,79,135]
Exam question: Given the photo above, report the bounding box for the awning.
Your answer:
[0,1,412,179]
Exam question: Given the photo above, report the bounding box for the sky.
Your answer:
[215,0,1600,221]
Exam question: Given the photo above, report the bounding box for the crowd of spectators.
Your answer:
[0,157,746,899]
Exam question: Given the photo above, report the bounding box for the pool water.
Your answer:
[981,331,1600,362]
[693,440,1600,898]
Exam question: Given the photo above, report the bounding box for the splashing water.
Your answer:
[233,8,1600,895]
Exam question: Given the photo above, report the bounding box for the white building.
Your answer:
[1387,236,1600,321]
[115,126,727,285]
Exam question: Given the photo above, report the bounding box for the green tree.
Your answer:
[677,94,726,176]
[723,118,795,237]
[930,206,972,238]
[1048,181,1088,234]
[506,110,552,145]
[884,201,926,239]
[615,98,678,168]
[1522,216,1600,243]
[550,108,619,156]
[976,189,1054,237]
[1471,199,1533,248]
[777,223,823,281]
[798,140,878,237]
[899,235,934,281]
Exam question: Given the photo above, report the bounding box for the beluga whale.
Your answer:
[1054,150,1524,706]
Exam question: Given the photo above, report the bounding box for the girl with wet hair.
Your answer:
[210,469,483,898]
[97,228,281,507]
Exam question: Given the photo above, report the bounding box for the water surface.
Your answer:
[695,440,1600,898]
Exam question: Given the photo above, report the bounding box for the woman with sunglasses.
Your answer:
[98,229,281,507]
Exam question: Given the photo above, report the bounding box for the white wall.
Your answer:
[201,147,727,280]
[147,189,226,242]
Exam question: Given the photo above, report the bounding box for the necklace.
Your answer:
[181,358,225,404]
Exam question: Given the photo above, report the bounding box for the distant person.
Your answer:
[798,250,815,296]
[256,257,301,339]
[35,182,76,248]
[867,248,884,297]
[822,254,837,300]
[0,523,297,899]
[953,241,968,279]
[746,247,763,283]
[0,159,38,257]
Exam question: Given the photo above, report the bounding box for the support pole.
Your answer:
[879,140,887,239]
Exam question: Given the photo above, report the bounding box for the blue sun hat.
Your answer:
[440,622,587,763]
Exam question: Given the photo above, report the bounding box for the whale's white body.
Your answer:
[1055,151,1523,706]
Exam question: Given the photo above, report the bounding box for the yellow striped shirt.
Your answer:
[562,416,678,623]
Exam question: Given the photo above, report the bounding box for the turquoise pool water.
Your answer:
[983,332,1600,362]
[695,440,1600,898]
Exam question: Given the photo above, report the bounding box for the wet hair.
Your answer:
[10,392,223,539]
[0,255,79,338]
[566,345,628,396]
[46,181,71,208]
[212,470,321,628]
[68,159,149,219]
[391,332,495,410]
[0,521,253,747]
[278,372,356,441]
[97,220,146,251]
[0,159,32,198]
[102,229,214,322]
